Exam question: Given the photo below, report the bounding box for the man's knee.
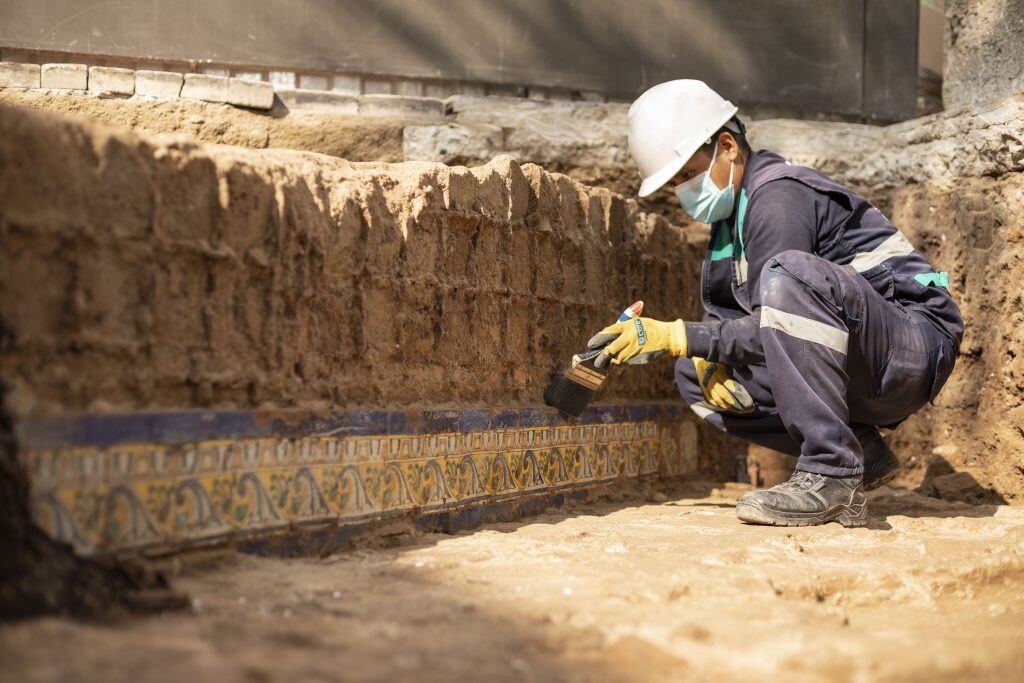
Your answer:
[767,249,820,273]
[759,249,840,309]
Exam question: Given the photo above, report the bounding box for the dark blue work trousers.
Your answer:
[674,250,956,476]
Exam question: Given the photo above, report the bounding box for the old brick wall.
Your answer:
[0,103,701,417]
[0,103,717,557]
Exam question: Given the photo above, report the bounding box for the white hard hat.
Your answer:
[629,80,738,197]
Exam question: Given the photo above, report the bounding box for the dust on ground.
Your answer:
[2,484,1022,683]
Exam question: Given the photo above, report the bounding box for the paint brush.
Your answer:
[544,301,644,417]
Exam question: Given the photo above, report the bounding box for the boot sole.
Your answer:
[735,500,867,528]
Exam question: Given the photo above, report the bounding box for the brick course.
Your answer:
[227,78,274,110]
[88,66,134,95]
[135,70,183,98]
[41,64,88,90]
[180,73,229,103]
[0,62,41,88]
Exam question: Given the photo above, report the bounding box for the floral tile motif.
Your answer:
[20,404,697,555]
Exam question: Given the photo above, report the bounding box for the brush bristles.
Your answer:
[543,374,594,417]
[544,352,610,417]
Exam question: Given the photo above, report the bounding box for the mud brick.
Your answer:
[88,66,134,95]
[0,62,41,88]
[363,78,392,95]
[394,283,441,361]
[332,74,361,94]
[399,221,441,282]
[581,239,609,299]
[135,70,183,98]
[394,79,423,97]
[227,78,274,110]
[504,299,537,365]
[298,74,329,91]
[559,240,585,302]
[447,364,500,403]
[269,71,296,89]
[362,285,400,362]
[442,215,477,281]
[41,63,87,90]
[470,291,507,358]
[507,224,533,294]
[532,233,563,300]
[502,162,532,222]
[392,363,446,404]
[424,81,458,98]
[232,71,264,82]
[180,73,228,103]
[487,83,524,98]
[438,288,475,351]
[467,220,506,291]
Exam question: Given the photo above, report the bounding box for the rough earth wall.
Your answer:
[944,0,1024,109]
[885,176,1024,501]
[0,103,716,558]
[0,103,701,418]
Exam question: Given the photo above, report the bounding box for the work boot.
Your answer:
[735,470,867,527]
[856,425,902,491]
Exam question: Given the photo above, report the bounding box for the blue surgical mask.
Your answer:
[674,142,735,223]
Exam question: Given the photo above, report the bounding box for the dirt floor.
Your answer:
[2,483,1021,683]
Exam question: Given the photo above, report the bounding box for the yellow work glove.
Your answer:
[586,317,687,368]
[692,357,754,413]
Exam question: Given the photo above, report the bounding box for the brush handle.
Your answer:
[618,300,644,322]
[572,301,644,367]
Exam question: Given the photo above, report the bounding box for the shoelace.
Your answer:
[784,471,818,491]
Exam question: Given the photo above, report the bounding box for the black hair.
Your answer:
[697,115,750,156]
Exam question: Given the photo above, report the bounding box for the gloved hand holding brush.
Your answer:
[587,317,755,412]
[543,301,647,417]
[587,317,688,368]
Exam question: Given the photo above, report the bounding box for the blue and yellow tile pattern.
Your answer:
[19,404,697,555]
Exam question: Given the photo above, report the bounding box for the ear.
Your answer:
[717,131,740,163]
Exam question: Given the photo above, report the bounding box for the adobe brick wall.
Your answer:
[0,103,701,417]
[0,103,714,557]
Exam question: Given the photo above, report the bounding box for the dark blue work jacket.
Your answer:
[684,150,964,365]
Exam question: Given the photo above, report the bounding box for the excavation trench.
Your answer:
[3,84,1024,552]
[1,86,1024,678]
[0,102,721,563]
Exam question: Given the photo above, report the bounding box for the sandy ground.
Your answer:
[1,484,1023,683]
